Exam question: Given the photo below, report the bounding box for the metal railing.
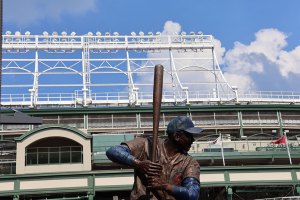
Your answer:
[1,90,299,108]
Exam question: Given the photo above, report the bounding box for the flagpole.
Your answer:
[284,131,292,165]
[220,132,225,166]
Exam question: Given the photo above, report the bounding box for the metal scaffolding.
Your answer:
[1,32,299,108]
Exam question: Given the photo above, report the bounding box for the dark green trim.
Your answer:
[296,186,300,195]
[15,125,92,142]
[224,170,230,186]
[226,187,233,200]
[291,169,298,183]
[1,165,300,196]
[93,151,300,164]
[2,104,300,116]
[1,165,300,197]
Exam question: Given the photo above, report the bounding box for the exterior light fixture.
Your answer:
[43,31,49,36]
[25,31,31,36]
[15,31,21,37]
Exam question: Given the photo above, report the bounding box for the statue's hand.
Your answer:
[148,175,172,192]
[133,159,162,175]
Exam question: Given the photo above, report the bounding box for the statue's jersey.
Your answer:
[123,137,200,200]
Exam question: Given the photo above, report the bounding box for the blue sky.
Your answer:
[4,0,300,92]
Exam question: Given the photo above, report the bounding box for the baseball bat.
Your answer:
[152,64,164,162]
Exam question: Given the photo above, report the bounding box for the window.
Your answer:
[25,146,83,165]
[26,148,38,165]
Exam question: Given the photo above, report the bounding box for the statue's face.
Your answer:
[174,131,195,153]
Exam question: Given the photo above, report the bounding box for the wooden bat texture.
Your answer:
[152,64,164,162]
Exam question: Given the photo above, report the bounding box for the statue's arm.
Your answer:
[170,177,200,200]
[106,144,162,175]
[106,144,135,166]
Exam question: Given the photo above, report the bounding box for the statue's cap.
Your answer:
[167,116,203,136]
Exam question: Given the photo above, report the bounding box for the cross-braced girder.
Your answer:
[2,32,299,108]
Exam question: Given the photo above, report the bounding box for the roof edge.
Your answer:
[15,125,92,142]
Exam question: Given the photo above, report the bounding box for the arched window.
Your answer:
[25,137,83,165]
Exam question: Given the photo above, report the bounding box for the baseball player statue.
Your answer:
[106,116,203,200]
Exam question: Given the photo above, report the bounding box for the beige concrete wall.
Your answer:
[95,177,134,186]
[20,178,88,190]
[16,128,91,174]
[230,172,292,181]
[0,182,14,191]
[200,173,225,182]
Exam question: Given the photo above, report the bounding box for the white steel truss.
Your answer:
[1,32,300,108]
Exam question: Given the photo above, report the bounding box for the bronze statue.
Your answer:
[106,116,203,200]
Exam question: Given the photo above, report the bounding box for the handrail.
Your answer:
[1,90,299,108]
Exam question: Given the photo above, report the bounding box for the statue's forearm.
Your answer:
[170,177,200,200]
[106,145,135,166]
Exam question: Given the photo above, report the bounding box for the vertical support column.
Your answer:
[257,111,261,127]
[82,36,91,107]
[238,111,244,137]
[184,87,189,105]
[88,194,94,200]
[169,49,177,103]
[169,49,188,104]
[277,111,283,136]
[29,45,39,108]
[212,47,220,99]
[232,86,239,103]
[226,187,233,200]
[13,195,19,200]
[136,113,141,129]
[87,175,95,200]
[125,39,139,106]
[213,112,217,135]
[295,186,300,196]
[14,179,20,200]
[212,45,234,101]
[84,114,88,130]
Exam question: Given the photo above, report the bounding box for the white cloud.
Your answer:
[223,28,300,91]
[151,24,300,93]
[213,38,226,65]
[224,29,287,75]
[278,46,300,76]
[223,74,254,92]
[5,0,96,26]
[162,21,181,35]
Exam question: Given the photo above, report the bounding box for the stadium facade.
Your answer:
[1,32,300,200]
